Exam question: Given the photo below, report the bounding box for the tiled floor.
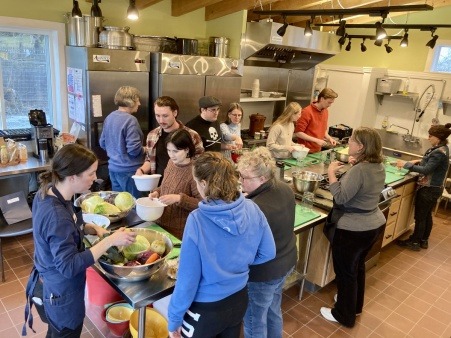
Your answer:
[1,208,451,338]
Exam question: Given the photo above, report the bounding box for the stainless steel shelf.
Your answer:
[375,91,419,106]
[240,97,286,102]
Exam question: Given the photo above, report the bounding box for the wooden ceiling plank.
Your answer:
[172,0,223,17]
[205,0,276,21]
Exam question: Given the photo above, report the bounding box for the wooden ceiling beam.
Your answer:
[172,0,223,17]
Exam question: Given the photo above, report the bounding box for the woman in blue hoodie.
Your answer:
[168,152,276,338]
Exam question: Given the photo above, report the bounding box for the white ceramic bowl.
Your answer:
[132,174,162,192]
[135,198,165,221]
[82,214,111,229]
[292,146,309,160]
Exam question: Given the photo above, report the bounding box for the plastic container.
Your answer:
[252,79,260,98]
[86,267,123,306]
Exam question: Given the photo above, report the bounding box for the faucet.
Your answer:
[389,124,409,135]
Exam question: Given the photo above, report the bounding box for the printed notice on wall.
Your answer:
[68,94,86,124]
[92,95,103,117]
[66,67,83,96]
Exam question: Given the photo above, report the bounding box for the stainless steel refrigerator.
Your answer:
[149,53,243,126]
[65,46,151,165]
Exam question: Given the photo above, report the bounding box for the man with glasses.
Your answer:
[294,88,338,153]
[186,96,223,152]
[136,96,204,179]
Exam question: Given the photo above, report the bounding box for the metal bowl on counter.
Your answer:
[334,148,350,163]
[74,191,136,223]
[98,228,173,282]
[292,171,324,194]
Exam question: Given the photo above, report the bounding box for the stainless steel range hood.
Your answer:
[241,21,340,70]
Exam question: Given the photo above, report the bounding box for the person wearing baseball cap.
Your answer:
[396,123,451,251]
[186,96,223,152]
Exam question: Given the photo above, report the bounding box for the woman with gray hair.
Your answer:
[237,146,297,338]
[100,86,145,198]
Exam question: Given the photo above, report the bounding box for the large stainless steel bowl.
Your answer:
[98,228,174,282]
[334,148,350,163]
[292,171,324,194]
[74,191,136,223]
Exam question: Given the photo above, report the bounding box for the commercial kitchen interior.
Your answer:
[1,208,450,338]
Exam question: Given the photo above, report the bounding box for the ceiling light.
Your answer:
[71,0,82,17]
[127,0,139,20]
[374,39,383,47]
[91,0,102,17]
[375,21,387,40]
[385,40,393,53]
[304,19,313,36]
[400,30,409,47]
[426,29,438,49]
[338,33,348,46]
[277,17,288,37]
[336,19,346,36]
[361,38,367,52]
[345,39,352,51]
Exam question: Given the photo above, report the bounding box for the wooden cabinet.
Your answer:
[381,181,416,248]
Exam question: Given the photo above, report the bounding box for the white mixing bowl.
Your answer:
[135,198,165,221]
[132,174,161,192]
[292,146,309,160]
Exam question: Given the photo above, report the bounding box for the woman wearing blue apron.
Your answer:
[22,144,136,338]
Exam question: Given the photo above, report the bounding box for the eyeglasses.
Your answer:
[206,107,220,113]
[230,114,242,118]
[239,173,260,181]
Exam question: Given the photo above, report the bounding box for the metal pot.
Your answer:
[176,38,198,55]
[65,13,103,47]
[208,37,229,58]
[334,149,350,163]
[99,26,133,50]
[133,35,177,53]
[292,171,324,194]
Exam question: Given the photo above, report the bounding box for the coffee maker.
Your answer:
[29,110,55,161]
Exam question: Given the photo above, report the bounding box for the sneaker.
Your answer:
[420,240,428,249]
[320,307,338,323]
[333,294,361,316]
[396,238,413,247]
[405,241,421,251]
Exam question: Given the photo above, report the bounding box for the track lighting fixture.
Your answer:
[304,18,313,36]
[277,17,288,37]
[375,20,387,40]
[374,39,383,47]
[361,38,367,52]
[338,33,348,46]
[336,19,346,36]
[400,30,409,47]
[426,28,438,49]
[345,38,352,51]
[385,40,393,53]
[91,0,102,17]
[127,0,139,20]
[71,0,82,17]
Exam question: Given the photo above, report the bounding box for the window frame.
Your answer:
[0,16,67,131]
[425,38,451,74]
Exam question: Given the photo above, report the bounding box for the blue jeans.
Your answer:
[109,171,142,199]
[243,267,294,338]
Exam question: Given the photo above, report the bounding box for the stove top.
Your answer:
[318,171,346,191]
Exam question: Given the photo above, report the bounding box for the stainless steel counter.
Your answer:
[0,154,50,177]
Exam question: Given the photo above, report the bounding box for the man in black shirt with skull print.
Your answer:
[186,96,222,152]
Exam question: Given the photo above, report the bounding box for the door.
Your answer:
[158,74,205,125]
[86,71,150,162]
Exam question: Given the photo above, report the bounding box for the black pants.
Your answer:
[181,287,248,338]
[411,186,442,242]
[331,226,384,327]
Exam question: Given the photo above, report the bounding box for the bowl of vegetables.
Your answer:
[97,228,173,282]
[74,191,136,223]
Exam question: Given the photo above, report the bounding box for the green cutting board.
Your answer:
[385,172,405,185]
[294,205,321,228]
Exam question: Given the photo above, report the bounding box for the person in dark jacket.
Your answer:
[237,147,297,338]
[396,123,451,251]
[23,144,136,338]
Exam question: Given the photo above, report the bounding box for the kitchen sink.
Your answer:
[382,147,423,161]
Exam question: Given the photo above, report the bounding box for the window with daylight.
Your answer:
[427,41,451,73]
[0,17,66,130]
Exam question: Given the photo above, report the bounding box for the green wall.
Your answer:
[323,6,451,71]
